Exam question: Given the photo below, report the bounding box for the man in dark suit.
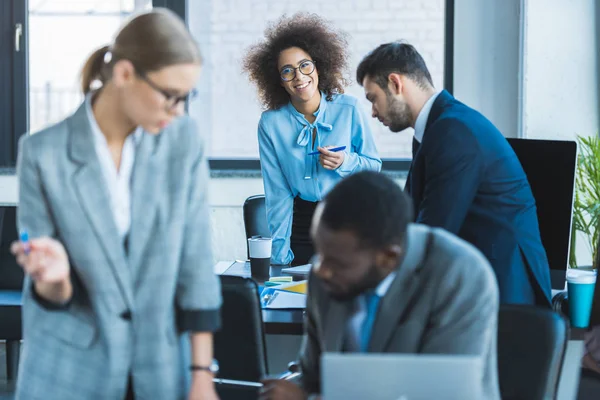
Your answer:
[356,41,552,306]
[260,171,500,400]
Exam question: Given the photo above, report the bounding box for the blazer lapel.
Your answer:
[369,225,431,352]
[323,299,353,352]
[127,132,162,279]
[409,92,454,211]
[67,103,134,310]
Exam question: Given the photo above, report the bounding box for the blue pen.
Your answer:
[308,145,346,156]
[20,230,30,255]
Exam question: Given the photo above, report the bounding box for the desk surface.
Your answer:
[215,261,305,335]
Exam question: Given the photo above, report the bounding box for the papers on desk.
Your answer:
[282,263,312,278]
[260,286,306,309]
[272,280,307,294]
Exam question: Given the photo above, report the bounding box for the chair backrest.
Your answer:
[242,195,270,259]
[0,206,24,290]
[214,275,268,382]
[497,304,569,400]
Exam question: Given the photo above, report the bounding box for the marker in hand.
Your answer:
[20,230,30,255]
[308,145,346,156]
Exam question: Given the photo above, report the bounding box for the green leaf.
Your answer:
[571,133,600,268]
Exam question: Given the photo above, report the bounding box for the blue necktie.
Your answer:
[360,291,381,352]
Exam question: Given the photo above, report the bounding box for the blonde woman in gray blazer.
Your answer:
[10,9,221,400]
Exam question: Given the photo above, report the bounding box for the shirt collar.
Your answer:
[413,90,442,143]
[85,93,144,145]
[374,271,397,298]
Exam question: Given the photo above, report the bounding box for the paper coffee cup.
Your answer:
[567,272,597,328]
[248,236,272,259]
[248,236,272,279]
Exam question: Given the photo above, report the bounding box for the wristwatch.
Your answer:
[190,359,219,376]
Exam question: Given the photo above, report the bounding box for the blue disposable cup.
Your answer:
[567,273,597,328]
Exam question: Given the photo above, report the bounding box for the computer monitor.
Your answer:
[507,138,577,290]
[590,255,600,328]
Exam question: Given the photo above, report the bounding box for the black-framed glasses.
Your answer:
[137,71,198,110]
[280,60,316,82]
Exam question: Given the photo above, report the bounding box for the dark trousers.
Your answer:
[290,197,318,266]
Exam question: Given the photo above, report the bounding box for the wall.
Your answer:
[453,0,521,138]
[521,0,599,266]
[521,0,598,140]
[188,0,446,159]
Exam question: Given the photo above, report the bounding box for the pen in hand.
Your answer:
[308,145,346,156]
[20,230,30,255]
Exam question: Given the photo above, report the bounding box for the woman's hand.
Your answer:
[11,236,72,303]
[317,146,345,170]
[188,372,219,400]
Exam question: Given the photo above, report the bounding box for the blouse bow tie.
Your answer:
[288,95,331,180]
[296,121,333,146]
[295,120,333,180]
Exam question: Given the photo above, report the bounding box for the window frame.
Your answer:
[0,0,454,172]
[194,0,456,172]
[0,0,28,170]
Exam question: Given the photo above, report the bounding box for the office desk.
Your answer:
[214,261,304,335]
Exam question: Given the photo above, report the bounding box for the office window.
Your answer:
[28,0,152,134]
[189,0,446,159]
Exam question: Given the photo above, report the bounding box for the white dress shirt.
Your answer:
[413,90,442,143]
[344,271,398,352]
[85,95,143,240]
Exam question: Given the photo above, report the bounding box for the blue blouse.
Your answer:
[258,92,382,265]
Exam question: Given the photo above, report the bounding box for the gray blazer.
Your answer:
[15,103,221,399]
[299,224,501,399]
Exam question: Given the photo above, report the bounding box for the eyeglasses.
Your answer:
[280,60,316,82]
[136,71,197,110]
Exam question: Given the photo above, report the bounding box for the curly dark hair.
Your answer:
[243,12,350,111]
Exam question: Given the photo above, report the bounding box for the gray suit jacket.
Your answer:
[15,103,221,399]
[299,224,501,399]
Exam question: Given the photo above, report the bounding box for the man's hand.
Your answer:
[259,379,307,400]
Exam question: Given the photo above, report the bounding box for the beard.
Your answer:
[385,93,413,133]
[329,266,385,302]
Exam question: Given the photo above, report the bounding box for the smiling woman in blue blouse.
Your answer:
[243,13,381,266]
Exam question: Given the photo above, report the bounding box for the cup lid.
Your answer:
[566,269,597,284]
[248,236,271,241]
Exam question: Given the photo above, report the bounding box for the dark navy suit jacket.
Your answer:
[406,90,552,306]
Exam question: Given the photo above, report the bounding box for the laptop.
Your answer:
[322,353,484,400]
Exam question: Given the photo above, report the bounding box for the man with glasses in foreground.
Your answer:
[259,171,501,400]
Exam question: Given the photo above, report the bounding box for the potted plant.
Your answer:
[569,134,600,270]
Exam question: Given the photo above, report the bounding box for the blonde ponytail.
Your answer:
[80,45,110,94]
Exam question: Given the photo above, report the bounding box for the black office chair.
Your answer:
[243,195,270,259]
[214,275,269,400]
[0,206,23,381]
[497,305,569,400]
